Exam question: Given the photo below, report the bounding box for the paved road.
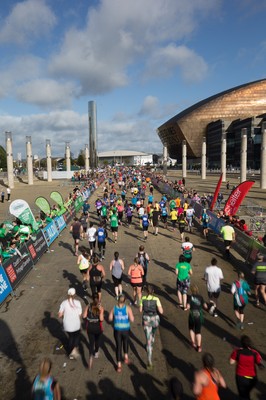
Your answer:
[0,176,265,400]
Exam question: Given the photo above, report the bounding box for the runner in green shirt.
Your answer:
[175,254,193,310]
[110,212,119,243]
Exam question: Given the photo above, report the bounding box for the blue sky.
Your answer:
[0,0,266,159]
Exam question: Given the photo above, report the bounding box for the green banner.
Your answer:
[35,196,51,215]
[74,196,84,212]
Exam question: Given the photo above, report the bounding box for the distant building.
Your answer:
[157,79,266,168]
[98,150,153,166]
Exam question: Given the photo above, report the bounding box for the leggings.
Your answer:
[114,330,129,362]
[67,330,80,353]
[143,315,160,364]
[236,375,257,400]
[88,331,102,356]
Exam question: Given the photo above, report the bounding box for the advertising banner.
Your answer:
[231,229,252,261]
[42,220,59,247]
[223,181,255,216]
[3,245,33,289]
[54,215,66,233]
[9,199,39,231]
[74,196,84,212]
[35,197,51,215]
[210,173,223,211]
[26,230,48,264]
[50,191,66,215]
[0,265,13,304]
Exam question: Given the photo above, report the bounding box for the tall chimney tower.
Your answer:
[88,101,97,169]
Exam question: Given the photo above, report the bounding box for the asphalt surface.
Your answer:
[0,174,265,400]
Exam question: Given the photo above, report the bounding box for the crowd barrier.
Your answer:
[152,177,266,265]
[0,177,105,306]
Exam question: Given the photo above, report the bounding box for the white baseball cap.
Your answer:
[68,288,76,296]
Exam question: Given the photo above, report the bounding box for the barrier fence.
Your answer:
[152,178,266,265]
[0,178,105,306]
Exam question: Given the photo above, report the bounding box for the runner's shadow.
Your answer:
[58,240,75,255]
[42,311,68,351]
[124,230,142,240]
[129,363,166,399]
[0,320,32,400]
[152,259,174,273]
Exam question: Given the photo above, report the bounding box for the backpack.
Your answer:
[234,280,246,306]
[138,252,148,270]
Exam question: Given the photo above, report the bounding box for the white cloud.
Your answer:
[145,44,208,82]
[0,105,164,157]
[16,79,78,108]
[139,96,160,118]
[0,0,56,45]
[49,0,217,95]
[0,55,43,98]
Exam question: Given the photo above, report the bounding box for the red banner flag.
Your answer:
[223,180,255,216]
[210,173,223,211]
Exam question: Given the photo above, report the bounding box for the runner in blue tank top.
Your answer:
[109,294,134,372]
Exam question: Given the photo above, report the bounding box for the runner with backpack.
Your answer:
[231,272,251,330]
[136,245,150,284]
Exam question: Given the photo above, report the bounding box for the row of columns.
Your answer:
[163,124,266,189]
[5,133,90,188]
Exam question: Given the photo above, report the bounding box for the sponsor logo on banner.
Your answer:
[224,181,255,216]
[0,265,13,304]
[26,230,48,264]
[3,245,33,289]
[42,220,59,246]
[74,196,84,212]
[54,216,66,233]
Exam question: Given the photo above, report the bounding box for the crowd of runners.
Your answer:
[29,167,265,400]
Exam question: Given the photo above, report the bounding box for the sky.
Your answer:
[0,0,266,159]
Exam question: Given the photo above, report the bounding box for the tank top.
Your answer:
[86,304,102,333]
[112,259,123,279]
[79,255,89,271]
[197,369,220,400]
[130,265,143,284]
[113,305,130,331]
[90,265,102,283]
[97,227,106,243]
[32,375,54,400]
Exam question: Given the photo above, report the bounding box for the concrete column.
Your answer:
[26,136,33,185]
[5,131,14,189]
[240,128,247,183]
[65,142,71,172]
[46,139,52,182]
[260,123,266,189]
[163,145,168,176]
[221,132,227,182]
[201,136,206,180]
[182,140,187,178]
[85,144,89,172]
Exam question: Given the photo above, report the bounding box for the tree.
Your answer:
[76,153,85,167]
[0,146,7,170]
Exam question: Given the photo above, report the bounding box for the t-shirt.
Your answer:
[251,261,266,284]
[110,214,118,228]
[170,210,178,221]
[175,261,191,281]
[220,224,235,240]
[204,266,224,292]
[230,347,262,377]
[181,241,194,259]
[87,227,97,242]
[186,208,195,218]
[59,299,82,332]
